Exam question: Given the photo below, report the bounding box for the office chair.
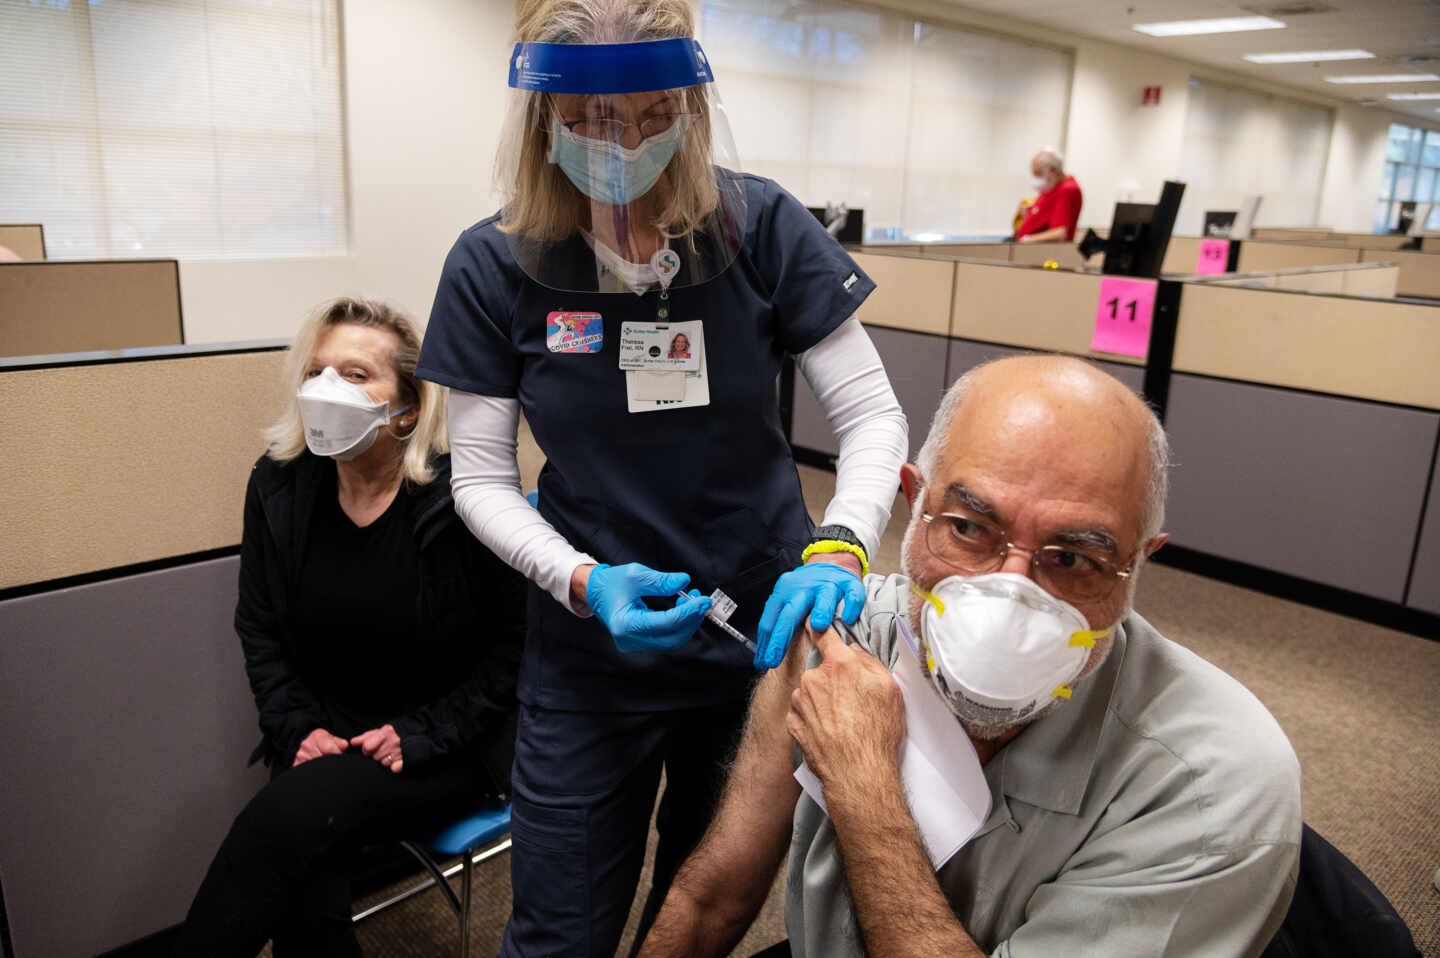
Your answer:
[351,800,512,958]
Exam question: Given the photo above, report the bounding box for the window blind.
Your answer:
[0,0,346,260]
[699,0,1072,239]
[1177,77,1332,234]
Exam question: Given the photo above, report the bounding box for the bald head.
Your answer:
[916,355,1168,544]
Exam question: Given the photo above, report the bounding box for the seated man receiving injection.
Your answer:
[639,355,1303,958]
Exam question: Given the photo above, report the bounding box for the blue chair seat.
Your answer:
[425,801,511,856]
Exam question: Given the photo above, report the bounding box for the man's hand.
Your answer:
[292,727,348,767]
[785,626,905,805]
[350,724,404,773]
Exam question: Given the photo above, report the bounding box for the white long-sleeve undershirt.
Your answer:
[447,315,907,615]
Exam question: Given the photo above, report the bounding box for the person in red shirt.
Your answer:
[1015,148,1082,243]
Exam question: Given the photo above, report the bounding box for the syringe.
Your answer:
[677,587,756,654]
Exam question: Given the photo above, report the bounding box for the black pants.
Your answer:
[499,700,749,958]
[175,751,495,958]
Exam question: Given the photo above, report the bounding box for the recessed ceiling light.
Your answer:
[1133,17,1285,36]
[1387,92,1440,100]
[1244,50,1374,63]
[1325,73,1440,84]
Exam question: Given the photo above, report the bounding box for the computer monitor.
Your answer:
[1076,181,1186,277]
[1203,210,1237,238]
[807,205,864,245]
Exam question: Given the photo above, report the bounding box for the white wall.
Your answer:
[1320,105,1392,233]
[1063,40,1190,228]
[181,0,513,344]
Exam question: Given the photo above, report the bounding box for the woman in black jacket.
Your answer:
[176,298,525,957]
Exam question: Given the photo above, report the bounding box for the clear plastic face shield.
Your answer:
[498,38,746,294]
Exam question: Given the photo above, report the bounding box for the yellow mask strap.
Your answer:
[909,581,946,617]
[1068,626,1112,649]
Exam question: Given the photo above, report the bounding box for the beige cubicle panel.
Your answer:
[1206,264,1399,298]
[1235,242,1360,272]
[1343,233,1410,249]
[918,242,1012,261]
[1357,248,1440,299]
[0,224,45,260]
[949,261,1144,366]
[0,260,183,357]
[1161,236,1206,275]
[1172,284,1440,410]
[0,349,284,589]
[1009,242,1101,270]
[1250,227,1334,241]
[850,251,956,336]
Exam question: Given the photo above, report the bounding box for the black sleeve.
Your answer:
[234,462,327,765]
[389,532,527,776]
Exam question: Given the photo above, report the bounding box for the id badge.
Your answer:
[626,322,710,413]
[619,321,702,372]
[547,312,603,353]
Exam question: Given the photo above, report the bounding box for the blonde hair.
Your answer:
[495,0,723,245]
[263,297,448,485]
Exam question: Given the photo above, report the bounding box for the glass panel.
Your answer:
[1385,201,1401,231]
[1428,205,1440,231]
[1394,164,1417,202]
[1380,161,1399,200]
[1386,124,1417,163]
[1418,167,1437,205]
[1423,130,1440,169]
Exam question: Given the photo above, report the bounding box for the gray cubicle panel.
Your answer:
[945,339,1147,397]
[1163,374,1439,602]
[0,557,267,957]
[791,324,949,461]
[1407,458,1440,615]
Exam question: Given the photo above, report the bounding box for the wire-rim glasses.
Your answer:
[920,511,1133,603]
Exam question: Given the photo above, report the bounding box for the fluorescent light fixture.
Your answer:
[910,232,946,243]
[1244,50,1373,64]
[1325,73,1440,84]
[1133,16,1285,37]
[1386,92,1440,100]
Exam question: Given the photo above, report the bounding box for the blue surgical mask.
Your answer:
[549,117,689,206]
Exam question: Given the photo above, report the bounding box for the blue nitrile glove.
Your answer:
[586,563,712,654]
[754,561,866,670]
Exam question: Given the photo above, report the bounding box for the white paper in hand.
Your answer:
[794,620,991,870]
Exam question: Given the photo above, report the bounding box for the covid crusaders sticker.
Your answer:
[546,312,603,353]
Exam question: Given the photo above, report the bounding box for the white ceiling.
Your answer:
[941,0,1440,123]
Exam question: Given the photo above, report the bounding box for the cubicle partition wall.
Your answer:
[0,260,184,357]
[789,251,1151,465]
[0,342,287,957]
[1231,239,1440,299]
[1164,284,1440,616]
[1197,262,1399,298]
[0,223,46,260]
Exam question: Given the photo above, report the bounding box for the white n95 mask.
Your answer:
[910,573,1112,730]
[297,367,411,461]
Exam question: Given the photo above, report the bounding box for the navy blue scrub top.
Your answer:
[417,174,876,712]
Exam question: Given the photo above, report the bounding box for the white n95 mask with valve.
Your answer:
[297,367,410,461]
[910,573,1112,730]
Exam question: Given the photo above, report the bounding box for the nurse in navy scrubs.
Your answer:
[416,0,907,953]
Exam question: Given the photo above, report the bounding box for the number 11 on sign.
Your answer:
[1091,277,1158,358]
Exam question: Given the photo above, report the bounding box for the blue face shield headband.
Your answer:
[508,38,714,94]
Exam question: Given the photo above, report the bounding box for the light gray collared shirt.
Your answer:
[786,574,1302,958]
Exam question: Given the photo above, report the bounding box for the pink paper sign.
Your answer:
[1091,277,1158,358]
[1196,238,1231,274]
